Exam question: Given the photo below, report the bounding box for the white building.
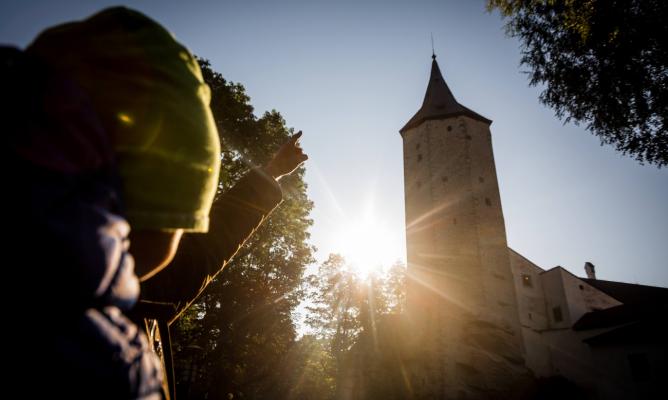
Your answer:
[511,252,667,399]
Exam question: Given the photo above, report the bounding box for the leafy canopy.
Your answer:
[488,0,668,167]
[172,59,315,399]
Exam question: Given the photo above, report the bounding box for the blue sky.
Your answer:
[3,0,667,287]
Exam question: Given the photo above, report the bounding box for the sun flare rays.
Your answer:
[331,210,401,279]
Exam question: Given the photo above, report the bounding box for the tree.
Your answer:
[487,0,668,167]
[171,59,315,399]
[304,255,409,398]
[278,335,337,400]
[305,254,363,375]
[385,261,407,314]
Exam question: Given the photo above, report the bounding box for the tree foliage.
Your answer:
[172,59,315,399]
[488,0,668,167]
[304,255,407,398]
[277,335,337,400]
[170,58,411,398]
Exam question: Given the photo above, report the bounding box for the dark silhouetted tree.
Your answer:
[171,59,315,399]
[488,0,668,167]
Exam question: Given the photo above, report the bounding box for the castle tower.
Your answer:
[402,56,527,398]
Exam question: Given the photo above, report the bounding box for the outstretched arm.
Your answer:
[138,132,307,324]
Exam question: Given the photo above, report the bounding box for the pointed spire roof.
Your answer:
[400,56,491,135]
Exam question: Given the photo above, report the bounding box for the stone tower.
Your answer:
[402,56,527,398]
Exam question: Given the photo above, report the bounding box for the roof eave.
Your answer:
[399,110,492,136]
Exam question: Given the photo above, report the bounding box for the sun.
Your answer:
[332,214,400,278]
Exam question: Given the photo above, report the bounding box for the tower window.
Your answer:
[579,284,584,290]
[521,274,533,288]
[485,198,492,206]
[442,176,448,183]
[528,313,533,320]
[447,126,452,132]
[552,306,563,323]
[417,154,423,162]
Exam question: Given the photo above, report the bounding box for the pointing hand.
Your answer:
[263,131,308,180]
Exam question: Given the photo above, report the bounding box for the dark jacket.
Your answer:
[141,168,283,325]
[135,168,283,399]
[5,46,162,399]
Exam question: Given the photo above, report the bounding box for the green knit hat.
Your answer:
[27,7,220,232]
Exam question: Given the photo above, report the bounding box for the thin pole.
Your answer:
[431,33,436,59]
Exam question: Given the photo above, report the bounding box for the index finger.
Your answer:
[290,130,303,143]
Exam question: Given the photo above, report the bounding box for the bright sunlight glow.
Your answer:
[331,211,402,279]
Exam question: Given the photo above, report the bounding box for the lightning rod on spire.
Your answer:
[431,33,436,60]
